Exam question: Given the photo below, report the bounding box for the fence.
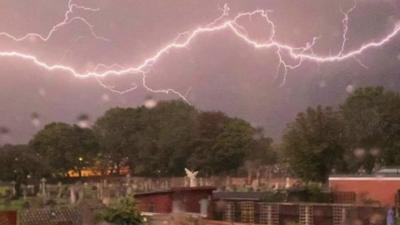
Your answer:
[19,208,82,225]
[217,202,387,225]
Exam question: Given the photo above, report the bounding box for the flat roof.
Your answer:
[329,175,400,181]
[134,186,216,197]
[213,192,267,201]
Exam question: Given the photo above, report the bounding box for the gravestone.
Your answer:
[70,186,77,204]
[96,182,103,199]
[77,185,84,203]
[285,177,291,189]
[199,198,210,217]
[56,182,63,198]
[11,181,16,197]
[21,184,27,200]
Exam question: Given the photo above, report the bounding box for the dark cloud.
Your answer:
[0,0,399,143]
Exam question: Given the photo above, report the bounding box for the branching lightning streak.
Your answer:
[339,0,357,56]
[0,0,108,42]
[0,2,399,103]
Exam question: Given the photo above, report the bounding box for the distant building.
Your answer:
[329,169,400,206]
[67,166,129,177]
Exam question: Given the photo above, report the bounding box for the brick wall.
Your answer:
[0,211,17,225]
[329,177,400,206]
[136,193,173,213]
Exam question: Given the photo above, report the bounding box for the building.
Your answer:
[134,186,215,216]
[329,174,400,206]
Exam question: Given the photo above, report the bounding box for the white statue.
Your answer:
[185,168,198,187]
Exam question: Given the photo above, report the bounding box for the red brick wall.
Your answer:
[0,211,17,225]
[136,193,173,213]
[175,190,212,213]
[329,177,400,206]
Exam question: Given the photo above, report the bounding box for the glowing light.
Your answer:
[0,2,399,102]
[144,97,157,109]
[77,114,90,128]
[38,88,47,97]
[31,112,41,128]
[346,84,355,94]
[101,93,111,102]
[353,148,366,158]
[370,147,381,156]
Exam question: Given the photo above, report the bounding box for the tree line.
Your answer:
[0,100,276,182]
[1,86,399,184]
[283,86,400,182]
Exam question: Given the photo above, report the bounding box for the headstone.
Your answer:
[132,183,138,191]
[78,185,84,203]
[27,185,35,196]
[251,179,259,191]
[21,184,27,200]
[97,182,103,199]
[56,182,63,198]
[199,198,210,217]
[273,182,279,190]
[126,185,133,196]
[172,200,182,213]
[387,208,395,225]
[11,181,16,197]
[126,174,131,186]
[285,177,291,189]
[184,168,198,187]
[40,178,47,197]
[70,186,77,204]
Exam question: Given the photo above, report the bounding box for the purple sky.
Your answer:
[0,0,400,143]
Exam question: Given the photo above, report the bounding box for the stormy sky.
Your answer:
[0,0,400,143]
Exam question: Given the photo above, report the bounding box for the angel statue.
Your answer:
[185,168,198,187]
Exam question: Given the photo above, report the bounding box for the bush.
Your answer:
[98,197,144,225]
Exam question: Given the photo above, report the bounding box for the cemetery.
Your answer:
[0,167,396,225]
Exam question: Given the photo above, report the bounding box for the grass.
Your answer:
[0,199,25,211]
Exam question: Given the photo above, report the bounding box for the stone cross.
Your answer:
[185,168,198,187]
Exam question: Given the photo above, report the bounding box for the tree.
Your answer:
[99,197,144,225]
[282,106,346,182]
[133,100,199,176]
[188,113,257,176]
[244,129,277,183]
[341,86,400,172]
[94,108,141,175]
[95,100,199,176]
[213,118,257,174]
[0,144,49,196]
[187,111,230,176]
[30,123,98,177]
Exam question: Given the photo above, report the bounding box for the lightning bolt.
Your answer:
[0,0,108,42]
[339,0,357,56]
[0,2,399,103]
